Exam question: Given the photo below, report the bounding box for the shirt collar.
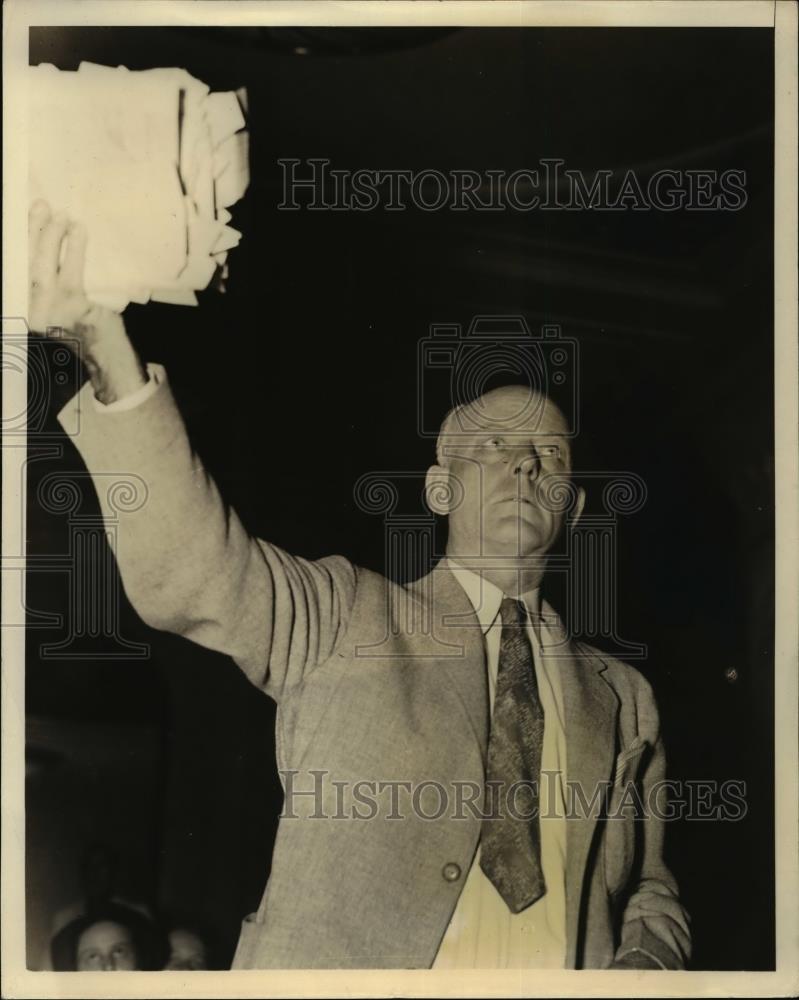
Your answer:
[445,558,542,635]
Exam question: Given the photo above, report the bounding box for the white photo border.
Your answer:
[3,2,797,997]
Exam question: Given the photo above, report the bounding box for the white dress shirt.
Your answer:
[91,362,164,412]
[433,560,568,969]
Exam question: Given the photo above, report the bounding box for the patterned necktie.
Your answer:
[479,596,546,913]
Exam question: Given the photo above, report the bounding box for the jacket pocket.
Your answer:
[612,737,648,788]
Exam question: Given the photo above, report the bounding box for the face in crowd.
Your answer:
[165,927,208,971]
[75,920,138,971]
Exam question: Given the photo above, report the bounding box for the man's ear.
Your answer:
[570,485,587,527]
[424,464,452,516]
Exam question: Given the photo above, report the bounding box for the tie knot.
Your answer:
[499,597,527,628]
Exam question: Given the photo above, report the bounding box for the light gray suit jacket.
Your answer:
[59,375,691,970]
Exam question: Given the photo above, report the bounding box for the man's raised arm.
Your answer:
[28,201,356,700]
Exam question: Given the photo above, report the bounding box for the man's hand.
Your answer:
[28,200,147,404]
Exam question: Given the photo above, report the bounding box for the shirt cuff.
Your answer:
[91,363,166,412]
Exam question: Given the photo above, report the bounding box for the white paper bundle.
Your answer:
[29,61,250,312]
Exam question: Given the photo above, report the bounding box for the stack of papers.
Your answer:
[29,61,250,311]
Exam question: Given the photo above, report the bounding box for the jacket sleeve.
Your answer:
[613,682,692,969]
[57,370,356,702]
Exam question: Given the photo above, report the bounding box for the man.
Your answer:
[28,201,691,970]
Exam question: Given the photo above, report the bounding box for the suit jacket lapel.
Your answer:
[408,564,489,762]
[406,575,618,965]
[542,604,619,967]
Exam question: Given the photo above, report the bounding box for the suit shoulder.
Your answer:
[335,562,416,651]
[347,562,397,601]
[576,640,663,740]
[575,640,656,702]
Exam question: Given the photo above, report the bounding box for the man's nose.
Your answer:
[511,451,540,481]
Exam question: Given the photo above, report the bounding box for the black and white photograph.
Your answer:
[2,1,797,997]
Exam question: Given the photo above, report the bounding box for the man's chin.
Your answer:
[480,527,553,560]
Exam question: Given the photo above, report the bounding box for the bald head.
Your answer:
[435,384,571,467]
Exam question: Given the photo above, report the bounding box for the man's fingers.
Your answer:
[28,199,51,273]
[640,914,691,961]
[28,203,92,340]
[58,222,88,292]
[30,210,69,289]
[625,892,691,940]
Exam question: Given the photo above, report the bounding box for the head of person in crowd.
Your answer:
[164,924,209,970]
[75,919,136,971]
[50,903,168,971]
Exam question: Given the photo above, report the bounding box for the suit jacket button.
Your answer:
[442,862,462,882]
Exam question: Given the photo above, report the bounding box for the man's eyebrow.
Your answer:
[485,434,566,442]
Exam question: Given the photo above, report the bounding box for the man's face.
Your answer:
[76,921,137,971]
[437,387,580,561]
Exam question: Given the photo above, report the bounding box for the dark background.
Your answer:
[26,26,774,970]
